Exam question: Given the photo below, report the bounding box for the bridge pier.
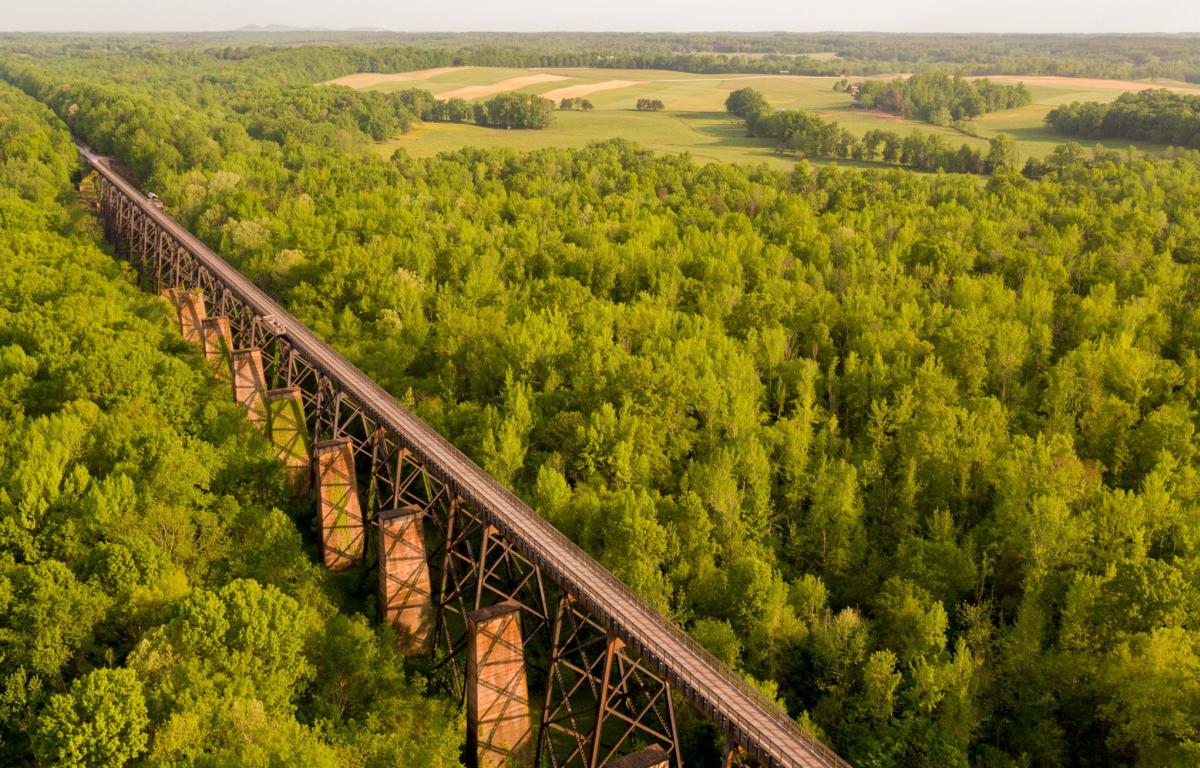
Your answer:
[266,388,311,496]
[177,290,207,344]
[231,348,268,427]
[467,601,533,768]
[377,506,434,652]
[201,317,234,373]
[610,746,671,768]
[314,438,365,570]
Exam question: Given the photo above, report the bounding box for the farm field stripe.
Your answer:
[540,79,640,100]
[324,67,474,88]
[986,74,1200,94]
[434,73,570,100]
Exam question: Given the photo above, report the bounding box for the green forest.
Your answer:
[472,93,556,129]
[4,37,1200,768]
[847,74,1032,125]
[0,82,461,767]
[726,86,1019,174]
[1046,89,1200,149]
[6,32,1200,80]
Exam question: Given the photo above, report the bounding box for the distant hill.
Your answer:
[236,24,387,33]
[237,24,327,32]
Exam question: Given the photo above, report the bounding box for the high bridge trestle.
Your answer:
[83,144,851,768]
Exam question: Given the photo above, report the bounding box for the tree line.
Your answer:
[9,33,1200,82]
[471,92,556,129]
[725,86,1019,173]
[559,97,595,110]
[844,73,1032,125]
[355,87,556,129]
[1045,89,1200,148]
[232,84,423,142]
[6,42,1200,767]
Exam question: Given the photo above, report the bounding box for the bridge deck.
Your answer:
[79,144,850,768]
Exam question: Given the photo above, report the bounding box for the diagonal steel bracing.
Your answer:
[539,595,680,768]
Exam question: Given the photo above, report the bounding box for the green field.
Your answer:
[336,67,1194,168]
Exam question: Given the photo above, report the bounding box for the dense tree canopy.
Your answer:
[473,92,555,129]
[0,81,460,768]
[727,87,1016,173]
[6,32,1200,80]
[4,41,1200,768]
[1046,89,1200,148]
[725,87,771,119]
[850,73,1032,125]
[233,85,423,142]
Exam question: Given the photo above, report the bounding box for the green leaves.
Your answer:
[10,43,1200,767]
[1099,628,1200,764]
[1047,89,1200,149]
[873,578,949,667]
[854,73,1032,124]
[0,561,110,678]
[131,580,312,716]
[473,93,555,130]
[32,668,148,768]
[480,369,535,486]
[0,80,460,768]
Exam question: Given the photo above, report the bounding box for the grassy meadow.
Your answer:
[328,66,1200,169]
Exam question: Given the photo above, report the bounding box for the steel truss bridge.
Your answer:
[79,142,851,768]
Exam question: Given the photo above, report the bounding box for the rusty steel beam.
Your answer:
[540,595,679,768]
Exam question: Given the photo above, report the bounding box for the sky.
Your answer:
[3,0,1199,34]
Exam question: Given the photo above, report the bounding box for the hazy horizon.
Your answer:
[4,0,1199,35]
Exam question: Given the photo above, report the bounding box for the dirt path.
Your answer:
[847,108,904,121]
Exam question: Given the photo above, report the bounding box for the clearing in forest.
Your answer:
[325,67,472,88]
[541,80,640,101]
[328,66,1182,169]
[434,73,569,100]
